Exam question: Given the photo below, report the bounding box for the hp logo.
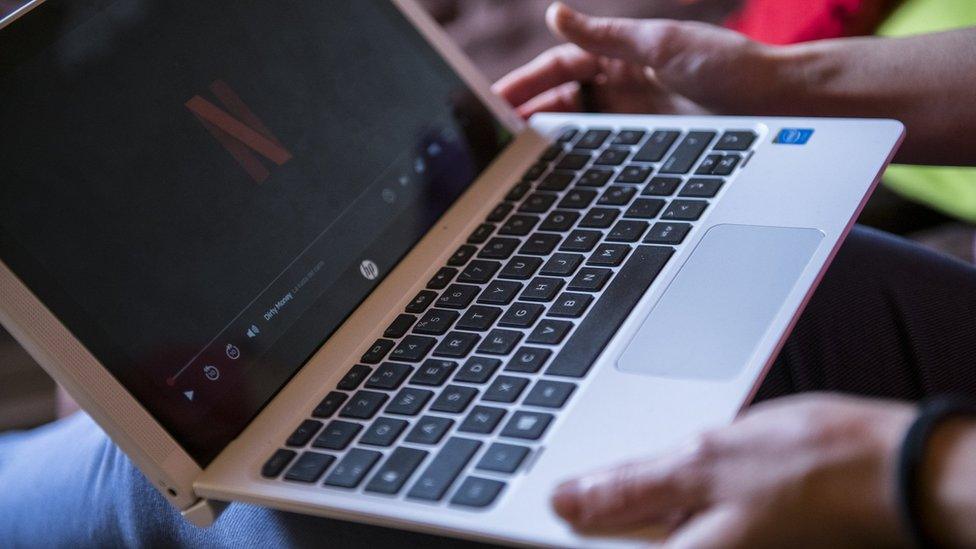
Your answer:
[359,259,379,280]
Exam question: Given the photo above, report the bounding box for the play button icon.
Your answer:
[184,390,195,401]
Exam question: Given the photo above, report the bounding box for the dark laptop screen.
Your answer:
[0,0,510,464]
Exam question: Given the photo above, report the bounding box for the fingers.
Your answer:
[546,2,686,69]
[492,43,600,109]
[665,506,754,549]
[514,81,582,118]
[551,450,709,531]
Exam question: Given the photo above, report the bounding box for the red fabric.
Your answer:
[725,0,891,44]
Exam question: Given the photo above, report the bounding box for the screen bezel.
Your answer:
[0,0,524,515]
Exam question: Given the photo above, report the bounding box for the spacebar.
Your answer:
[546,245,674,378]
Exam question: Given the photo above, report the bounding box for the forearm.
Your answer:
[777,28,976,166]
[922,419,976,547]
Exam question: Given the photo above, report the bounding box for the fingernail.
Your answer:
[551,479,583,522]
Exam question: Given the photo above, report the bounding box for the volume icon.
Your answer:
[246,324,260,338]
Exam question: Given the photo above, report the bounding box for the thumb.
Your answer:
[546,2,688,69]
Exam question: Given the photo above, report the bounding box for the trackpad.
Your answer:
[617,224,823,380]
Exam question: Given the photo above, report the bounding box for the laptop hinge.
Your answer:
[180,498,229,527]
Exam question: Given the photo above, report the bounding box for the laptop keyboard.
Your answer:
[260,125,758,508]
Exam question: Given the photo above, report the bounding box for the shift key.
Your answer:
[407,437,482,501]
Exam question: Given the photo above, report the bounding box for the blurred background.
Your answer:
[1,0,973,432]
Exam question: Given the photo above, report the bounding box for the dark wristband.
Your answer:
[897,396,976,549]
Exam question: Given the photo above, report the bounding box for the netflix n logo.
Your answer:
[185,80,293,183]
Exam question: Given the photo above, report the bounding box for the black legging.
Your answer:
[756,225,976,403]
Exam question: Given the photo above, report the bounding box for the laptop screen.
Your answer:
[0,0,510,464]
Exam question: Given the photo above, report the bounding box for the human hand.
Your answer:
[551,394,916,547]
[493,2,797,119]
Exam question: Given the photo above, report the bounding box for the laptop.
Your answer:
[0,0,902,546]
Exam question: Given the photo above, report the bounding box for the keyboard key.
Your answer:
[365,362,413,390]
[408,437,482,501]
[505,182,531,202]
[644,222,692,245]
[337,364,372,391]
[560,230,602,252]
[539,210,579,232]
[479,237,520,259]
[521,163,546,181]
[519,233,561,256]
[555,153,590,170]
[405,415,454,444]
[459,406,507,434]
[712,153,741,175]
[521,277,564,302]
[501,411,554,440]
[567,267,612,291]
[540,253,584,276]
[447,245,478,267]
[390,335,437,362]
[427,267,457,289]
[540,143,563,162]
[284,452,335,483]
[537,171,574,191]
[476,443,530,474]
[451,477,505,508]
[557,189,597,209]
[598,185,637,206]
[430,385,479,413]
[455,305,502,331]
[477,280,522,305]
[499,256,543,280]
[662,199,708,221]
[458,260,501,284]
[624,199,666,219]
[437,284,481,309]
[467,223,495,244]
[455,356,502,384]
[607,221,650,243]
[286,419,322,447]
[312,391,348,419]
[660,131,716,174]
[578,207,619,229]
[477,329,524,355]
[498,215,539,236]
[634,130,680,162]
[410,359,457,386]
[340,390,389,419]
[361,339,394,364]
[576,168,613,187]
[365,447,428,495]
[679,177,724,198]
[359,417,408,446]
[642,176,682,196]
[695,154,722,175]
[433,331,481,358]
[588,243,631,266]
[486,202,512,222]
[556,127,579,142]
[594,147,629,166]
[548,292,593,318]
[575,129,611,149]
[548,246,674,377]
[262,449,297,478]
[324,448,382,488]
[483,375,529,403]
[506,346,552,373]
[405,290,438,314]
[384,314,416,339]
[714,130,756,151]
[611,129,645,145]
[527,319,573,344]
[519,192,558,213]
[385,387,434,416]
[615,164,652,184]
[414,309,459,335]
[312,420,362,450]
[498,302,544,328]
[524,380,576,408]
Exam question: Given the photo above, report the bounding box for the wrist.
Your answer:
[764,40,848,117]
[920,419,976,547]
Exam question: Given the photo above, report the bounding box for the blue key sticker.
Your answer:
[774,128,814,145]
